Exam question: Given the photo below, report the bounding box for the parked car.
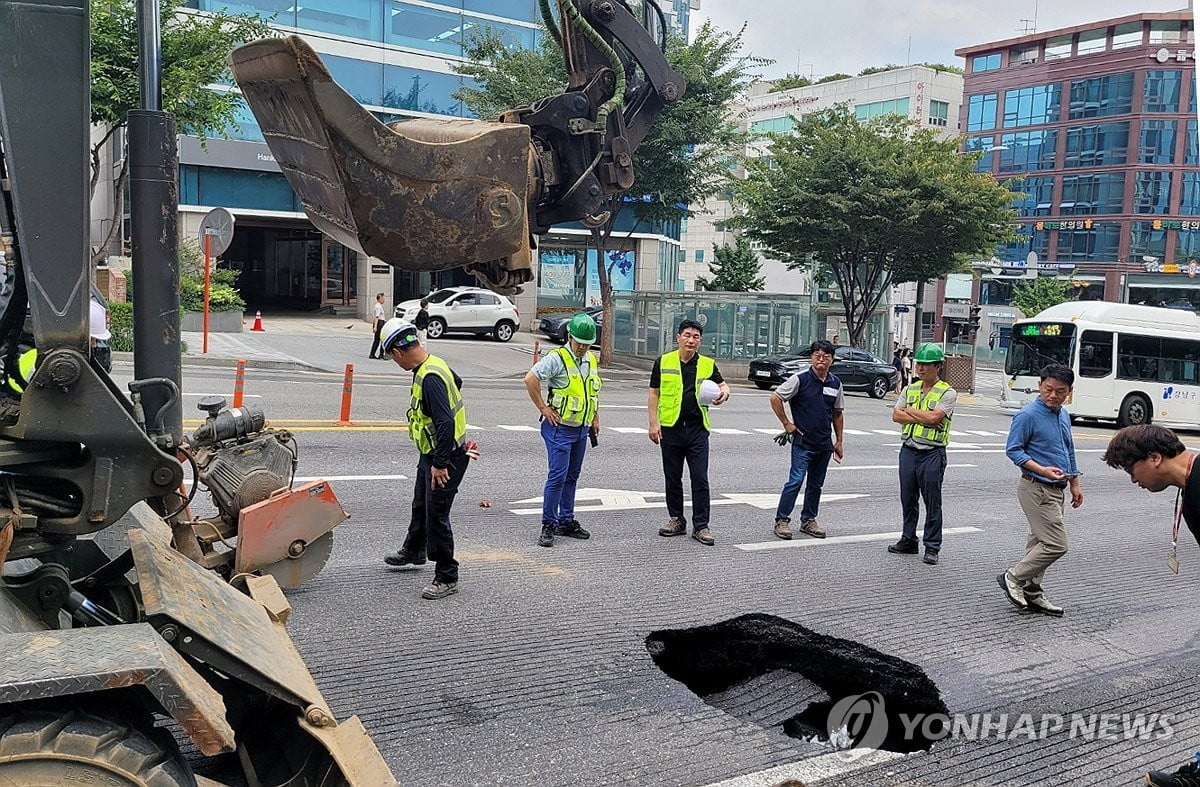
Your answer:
[89,285,112,372]
[394,286,520,342]
[748,345,898,399]
[539,305,603,344]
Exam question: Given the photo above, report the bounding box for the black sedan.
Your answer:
[748,346,898,399]
[538,306,603,344]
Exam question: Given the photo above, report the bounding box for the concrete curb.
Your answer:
[112,351,325,374]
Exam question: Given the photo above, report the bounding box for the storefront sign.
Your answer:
[1152,219,1200,231]
[1035,219,1094,230]
[1153,48,1195,63]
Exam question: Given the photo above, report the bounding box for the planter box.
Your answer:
[181,310,243,333]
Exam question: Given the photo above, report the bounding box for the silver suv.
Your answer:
[394,286,520,342]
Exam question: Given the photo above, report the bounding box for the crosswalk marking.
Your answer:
[495,424,538,431]
[843,429,871,435]
[609,427,645,434]
[711,427,750,435]
[872,429,894,435]
[964,429,1006,437]
[755,428,781,434]
[735,526,985,551]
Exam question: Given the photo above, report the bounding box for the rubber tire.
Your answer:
[753,381,774,390]
[1117,394,1152,428]
[0,708,195,786]
[426,317,446,339]
[493,320,516,342]
[869,376,891,399]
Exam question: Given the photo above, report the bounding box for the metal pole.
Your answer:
[130,0,181,443]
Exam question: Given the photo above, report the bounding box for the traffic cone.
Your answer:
[250,311,265,332]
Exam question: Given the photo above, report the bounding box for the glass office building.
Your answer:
[956,11,1200,322]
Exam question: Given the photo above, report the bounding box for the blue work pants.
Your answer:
[540,419,589,525]
[775,444,833,522]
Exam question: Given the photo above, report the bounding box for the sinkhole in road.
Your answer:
[645,613,948,753]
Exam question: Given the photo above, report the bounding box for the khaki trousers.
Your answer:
[1010,477,1068,590]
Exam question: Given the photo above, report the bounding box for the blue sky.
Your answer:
[693,1,1188,79]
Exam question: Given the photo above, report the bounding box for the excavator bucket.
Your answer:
[230,36,535,287]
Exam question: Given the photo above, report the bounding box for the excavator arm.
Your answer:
[230,0,685,294]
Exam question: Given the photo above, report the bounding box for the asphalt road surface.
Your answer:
[118,336,1200,787]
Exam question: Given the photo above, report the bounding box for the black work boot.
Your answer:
[383,549,427,567]
[887,538,919,554]
[538,522,555,548]
[557,520,591,539]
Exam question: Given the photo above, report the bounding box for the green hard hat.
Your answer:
[567,312,597,344]
[914,342,945,363]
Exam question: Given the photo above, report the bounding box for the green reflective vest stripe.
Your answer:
[548,346,602,427]
[408,355,467,455]
[657,350,715,430]
[901,380,952,446]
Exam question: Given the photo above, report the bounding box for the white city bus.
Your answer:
[1001,302,1200,427]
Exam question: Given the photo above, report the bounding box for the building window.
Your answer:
[1002,83,1062,127]
[1128,221,1168,262]
[1060,172,1126,214]
[971,53,1001,73]
[180,165,300,212]
[1009,46,1038,65]
[997,130,1058,173]
[751,117,796,134]
[1177,229,1200,260]
[965,135,996,172]
[1056,226,1121,262]
[1149,21,1185,44]
[1077,28,1107,56]
[694,249,704,263]
[854,98,910,122]
[1188,120,1199,165]
[996,223,1051,262]
[981,279,1015,306]
[1138,120,1177,164]
[324,55,385,106]
[297,0,384,41]
[387,2,464,56]
[463,0,539,23]
[1181,172,1200,215]
[1112,22,1144,49]
[1143,70,1183,113]
[1068,73,1135,119]
[1006,176,1053,217]
[967,93,998,131]
[1133,171,1173,214]
[928,100,949,127]
[1045,35,1072,61]
[1063,121,1130,168]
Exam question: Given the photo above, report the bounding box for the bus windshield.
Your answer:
[1005,323,1076,377]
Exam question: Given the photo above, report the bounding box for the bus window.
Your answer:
[1078,330,1114,378]
[1161,337,1200,385]
[1117,334,1162,381]
[1004,323,1075,377]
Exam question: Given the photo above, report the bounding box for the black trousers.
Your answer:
[898,444,947,551]
[660,422,710,531]
[402,451,469,583]
[369,321,383,358]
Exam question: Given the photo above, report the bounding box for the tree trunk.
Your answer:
[592,227,614,366]
[91,155,129,266]
[912,279,926,349]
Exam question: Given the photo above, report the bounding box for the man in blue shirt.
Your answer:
[997,364,1084,616]
[769,339,845,539]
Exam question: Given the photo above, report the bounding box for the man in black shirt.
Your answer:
[647,319,729,546]
[1102,424,1199,787]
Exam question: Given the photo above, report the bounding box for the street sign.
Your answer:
[198,207,235,257]
[894,305,911,313]
[942,302,971,319]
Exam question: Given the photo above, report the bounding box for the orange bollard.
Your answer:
[532,339,540,364]
[250,310,265,332]
[232,358,246,408]
[337,363,354,426]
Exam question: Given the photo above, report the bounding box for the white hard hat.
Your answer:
[699,379,721,406]
[379,317,419,353]
[89,299,111,341]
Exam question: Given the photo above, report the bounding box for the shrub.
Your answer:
[108,301,134,352]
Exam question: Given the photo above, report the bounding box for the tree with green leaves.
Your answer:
[1012,277,1072,317]
[695,236,764,291]
[734,107,1016,347]
[455,20,759,363]
[768,74,811,92]
[89,0,270,263]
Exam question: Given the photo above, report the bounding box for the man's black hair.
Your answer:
[809,339,836,357]
[678,319,704,336]
[1039,363,1075,387]
[1102,424,1187,469]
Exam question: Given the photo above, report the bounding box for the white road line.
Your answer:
[952,412,989,418]
[711,428,750,435]
[843,429,872,435]
[964,429,1005,436]
[294,474,409,482]
[872,429,894,435]
[704,749,906,787]
[609,427,646,434]
[495,424,538,431]
[829,463,976,471]
[754,428,780,434]
[181,392,262,398]
[734,526,984,551]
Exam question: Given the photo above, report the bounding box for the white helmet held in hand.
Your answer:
[699,379,722,406]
